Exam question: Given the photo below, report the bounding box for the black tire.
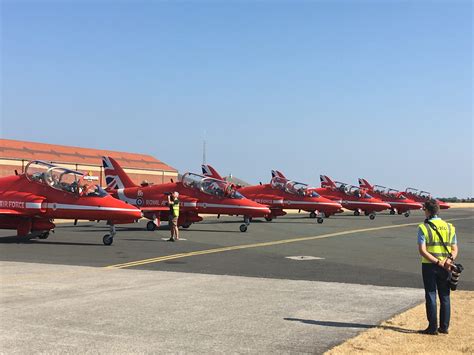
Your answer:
[265,217,273,222]
[181,223,191,229]
[146,221,157,231]
[354,210,360,216]
[38,231,50,239]
[389,209,396,215]
[404,211,410,217]
[239,224,248,232]
[103,234,113,246]
[317,218,324,224]
[309,211,317,219]
[369,213,376,220]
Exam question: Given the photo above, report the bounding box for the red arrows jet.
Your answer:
[103,157,271,232]
[0,161,142,245]
[404,188,450,210]
[315,175,391,219]
[201,165,342,223]
[358,178,422,217]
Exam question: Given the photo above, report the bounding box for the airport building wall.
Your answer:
[0,139,178,186]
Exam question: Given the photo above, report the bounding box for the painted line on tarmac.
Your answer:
[104,217,472,270]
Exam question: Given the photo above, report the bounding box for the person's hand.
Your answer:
[438,259,445,268]
[443,258,453,271]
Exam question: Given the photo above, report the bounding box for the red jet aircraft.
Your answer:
[103,157,271,232]
[358,178,422,217]
[201,165,342,223]
[314,175,391,219]
[0,161,142,245]
[404,188,450,210]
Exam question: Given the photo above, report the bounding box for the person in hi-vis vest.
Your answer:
[167,191,180,242]
[417,199,458,335]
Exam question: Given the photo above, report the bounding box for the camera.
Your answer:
[164,192,171,196]
[448,263,464,291]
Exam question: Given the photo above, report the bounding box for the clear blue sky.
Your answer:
[1,0,472,197]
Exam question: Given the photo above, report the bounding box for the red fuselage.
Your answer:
[0,174,142,236]
[364,190,422,213]
[110,181,271,225]
[314,187,391,214]
[238,184,342,216]
[404,192,450,210]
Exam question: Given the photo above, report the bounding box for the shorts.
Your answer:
[169,217,178,227]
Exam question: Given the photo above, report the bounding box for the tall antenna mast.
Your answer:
[202,139,207,165]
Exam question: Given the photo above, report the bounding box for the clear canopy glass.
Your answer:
[182,172,244,199]
[25,160,106,196]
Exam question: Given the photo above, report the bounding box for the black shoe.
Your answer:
[438,328,449,334]
[419,328,438,335]
[167,238,175,242]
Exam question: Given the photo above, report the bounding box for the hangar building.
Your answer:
[0,139,178,186]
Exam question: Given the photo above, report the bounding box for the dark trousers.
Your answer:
[422,263,451,330]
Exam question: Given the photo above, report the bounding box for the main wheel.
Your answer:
[317,217,324,224]
[146,221,157,231]
[103,234,114,246]
[369,213,376,220]
[265,216,273,222]
[38,231,50,239]
[364,211,370,216]
[181,223,191,229]
[404,211,410,217]
[309,211,317,219]
[239,224,248,232]
[389,209,396,215]
[354,210,360,216]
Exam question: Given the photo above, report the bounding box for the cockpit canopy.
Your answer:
[25,160,107,197]
[334,182,373,198]
[406,187,431,199]
[182,172,244,199]
[270,177,320,197]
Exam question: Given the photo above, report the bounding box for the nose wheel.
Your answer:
[103,225,116,246]
[404,211,411,217]
[239,224,248,232]
[317,217,324,224]
[369,213,376,220]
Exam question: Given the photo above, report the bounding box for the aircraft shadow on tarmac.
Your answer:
[284,318,417,333]
[0,236,100,246]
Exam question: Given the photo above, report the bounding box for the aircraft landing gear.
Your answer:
[38,231,50,239]
[240,216,251,232]
[369,213,376,220]
[317,217,324,224]
[265,216,273,222]
[181,223,191,229]
[146,221,157,231]
[309,211,317,219]
[354,209,361,216]
[103,224,116,246]
[390,209,396,215]
[404,211,411,217]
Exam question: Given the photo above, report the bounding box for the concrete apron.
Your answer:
[1,261,423,354]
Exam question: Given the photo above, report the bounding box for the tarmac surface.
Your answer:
[1,208,473,353]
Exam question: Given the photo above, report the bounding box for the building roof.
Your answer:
[0,139,177,172]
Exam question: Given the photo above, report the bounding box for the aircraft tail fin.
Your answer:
[320,175,337,188]
[358,178,374,191]
[201,164,224,180]
[102,156,138,189]
[271,170,287,179]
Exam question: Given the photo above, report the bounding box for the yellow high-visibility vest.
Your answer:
[170,199,180,218]
[418,219,455,263]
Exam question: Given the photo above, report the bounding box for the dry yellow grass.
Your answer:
[326,291,474,354]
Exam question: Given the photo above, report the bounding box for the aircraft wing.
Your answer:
[0,209,23,215]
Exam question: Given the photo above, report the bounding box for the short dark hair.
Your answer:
[423,199,439,216]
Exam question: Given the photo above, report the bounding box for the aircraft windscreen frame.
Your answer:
[25,160,106,197]
[348,185,373,199]
[182,172,244,199]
